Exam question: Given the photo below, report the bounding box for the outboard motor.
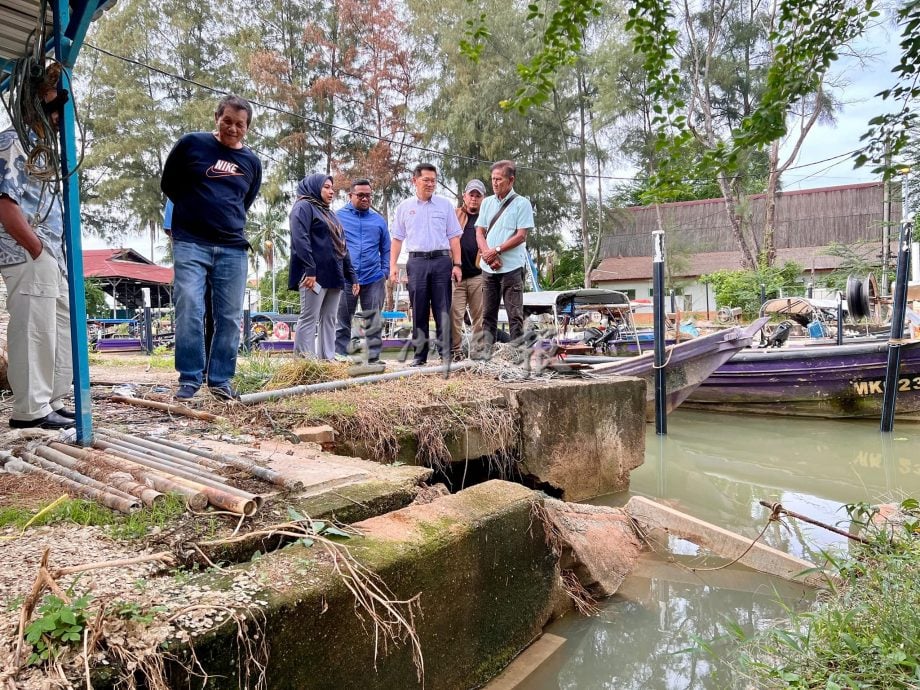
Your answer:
[761,320,793,348]
[582,327,604,347]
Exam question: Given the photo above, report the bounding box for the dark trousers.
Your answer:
[482,267,525,346]
[406,255,452,362]
[335,277,386,360]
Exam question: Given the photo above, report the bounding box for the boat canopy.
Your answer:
[760,297,848,321]
[523,288,631,316]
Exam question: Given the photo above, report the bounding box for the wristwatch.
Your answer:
[453,263,462,268]
[496,245,503,254]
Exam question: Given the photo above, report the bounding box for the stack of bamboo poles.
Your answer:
[0,429,301,516]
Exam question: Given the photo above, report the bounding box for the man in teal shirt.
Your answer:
[476,160,534,351]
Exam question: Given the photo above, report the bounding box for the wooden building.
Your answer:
[590,182,899,312]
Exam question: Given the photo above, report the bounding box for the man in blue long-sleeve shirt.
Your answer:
[334,179,391,363]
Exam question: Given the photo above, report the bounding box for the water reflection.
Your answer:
[518,411,918,689]
[523,556,810,689]
[615,410,920,558]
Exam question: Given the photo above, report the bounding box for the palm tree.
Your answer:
[246,199,291,312]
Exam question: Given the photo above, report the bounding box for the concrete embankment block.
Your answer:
[625,496,830,588]
[504,377,646,501]
[169,480,560,689]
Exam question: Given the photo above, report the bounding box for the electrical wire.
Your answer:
[0,0,86,225]
[83,42,865,187]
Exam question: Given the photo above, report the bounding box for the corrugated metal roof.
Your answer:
[0,0,53,68]
[1,1,116,80]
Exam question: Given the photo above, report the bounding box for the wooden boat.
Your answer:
[582,319,766,418]
[684,338,920,418]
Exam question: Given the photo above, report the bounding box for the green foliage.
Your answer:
[257,267,300,314]
[542,247,586,290]
[111,600,167,624]
[857,0,920,176]
[83,280,109,318]
[737,498,920,688]
[819,241,883,292]
[0,495,186,539]
[233,352,278,394]
[25,593,92,666]
[701,261,803,317]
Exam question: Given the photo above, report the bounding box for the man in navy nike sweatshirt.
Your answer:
[161,94,262,401]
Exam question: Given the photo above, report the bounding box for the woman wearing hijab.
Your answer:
[289,174,359,359]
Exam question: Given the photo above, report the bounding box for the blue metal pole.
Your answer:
[653,231,667,435]
[880,221,912,432]
[54,0,93,443]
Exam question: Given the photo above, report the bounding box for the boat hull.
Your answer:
[686,340,920,418]
[588,321,765,419]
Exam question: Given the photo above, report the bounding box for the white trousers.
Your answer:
[0,251,72,421]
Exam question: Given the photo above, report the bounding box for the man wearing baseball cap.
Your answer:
[450,179,486,360]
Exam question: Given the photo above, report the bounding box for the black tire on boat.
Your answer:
[846,274,876,320]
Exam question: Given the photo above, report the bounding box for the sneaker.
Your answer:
[174,384,198,401]
[408,359,426,367]
[208,384,241,401]
[334,353,351,363]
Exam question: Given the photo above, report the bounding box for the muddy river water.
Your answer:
[518,410,920,689]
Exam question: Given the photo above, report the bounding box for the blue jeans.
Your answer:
[335,277,386,360]
[173,240,248,388]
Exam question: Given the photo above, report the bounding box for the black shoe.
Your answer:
[55,408,76,419]
[209,384,241,401]
[408,360,426,367]
[174,384,198,401]
[10,411,75,430]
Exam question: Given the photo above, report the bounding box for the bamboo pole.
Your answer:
[33,445,163,506]
[12,454,138,514]
[90,441,259,515]
[98,428,225,471]
[109,395,227,422]
[140,435,297,488]
[49,443,208,511]
[28,447,139,504]
[95,434,232,485]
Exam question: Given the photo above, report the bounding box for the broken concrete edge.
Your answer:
[502,377,647,501]
[145,481,565,690]
[194,466,433,566]
[334,377,647,502]
[625,496,834,588]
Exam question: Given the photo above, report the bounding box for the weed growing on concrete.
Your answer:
[734,499,920,688]
[24,592,92,666]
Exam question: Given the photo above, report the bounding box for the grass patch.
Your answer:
[233,352,280,394]
[263,358,350,390]
[305,397,357,417]
[0,494,187,539]
[735,499,920,688]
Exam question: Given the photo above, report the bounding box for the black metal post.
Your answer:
[760,283,767,306]
[242,308,252,354]
[653,231,667,435]
[705,282,710,320]
[143,306,154,354]
[836,291,844,346]
[669,289,676,314]
[881,221,913,432]
[806,282,813,298]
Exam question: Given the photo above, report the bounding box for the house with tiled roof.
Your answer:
[589,182,899,314]
[83,248,174,310]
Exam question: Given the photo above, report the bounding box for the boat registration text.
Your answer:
[852,377,920,395]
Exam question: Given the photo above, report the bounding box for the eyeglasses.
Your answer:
[353,192,372,199]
